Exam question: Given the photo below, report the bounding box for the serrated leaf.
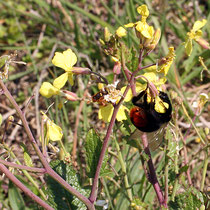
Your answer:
[85,129,108,178]
[8,181,26,210]
[168,187,205,210]
[45,160,90,210]
[20,143,33,167]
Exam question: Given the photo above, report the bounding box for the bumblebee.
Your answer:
[130,89,172,133]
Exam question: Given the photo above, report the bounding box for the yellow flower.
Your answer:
[39,82,60,98]
[185,19,208,56]
[115,26,127,38]
[98,103,129,123]
[125,5,154,40]
[52,49,77,89]
[121,82,147,102]
[41,111,63,144]
[157,47,175,75]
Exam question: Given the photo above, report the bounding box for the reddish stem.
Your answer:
[0,164,53,210]
[141,133,167,208]
[0,159,46,173]
[0,80,95,210]
[89,82,131,203]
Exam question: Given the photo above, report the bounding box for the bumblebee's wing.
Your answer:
[147,125,165,151]
[129,124,167,151]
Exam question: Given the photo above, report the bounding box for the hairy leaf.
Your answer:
[85,129,108,178]
[45,160,90,210]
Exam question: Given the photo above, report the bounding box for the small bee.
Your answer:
[92,87,109,105]
[130,89,172,150]
[92,83,122,106]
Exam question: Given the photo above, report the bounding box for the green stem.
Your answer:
[4,144,47,200]
[200,149,208,191]
[114,138,133,202]
[164,159,169,204]
[171,179,178,201]
[181,103,205,145]
[102,178,114,210]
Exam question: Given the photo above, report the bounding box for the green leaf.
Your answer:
[85,129,108,178]
[8,182,26,210]
[179,165,189,175]
[20,143,34,167]
[168,187,205,209]
[45,160,90,210]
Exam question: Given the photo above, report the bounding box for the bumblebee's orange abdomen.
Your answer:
[130,107,148,128]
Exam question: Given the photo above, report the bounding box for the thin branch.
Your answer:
[141,133,167,208]
[0,159,46,173]
[0,164,53,210]
[0,79,94,210]
[89,80,131,203]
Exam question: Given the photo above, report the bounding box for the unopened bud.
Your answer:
[196,37,210,49]
[104,27,112,42]
[113,62,121,74]
[148,28,161,50]
[71,67,91,75]
[62,90,78,101]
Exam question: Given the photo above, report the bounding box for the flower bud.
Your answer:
[104,27,112,42]
[196,37,210,49]
[61,90,78,101]
[113,62,121,74]
[148,28,161,50]
[71,67,91,75]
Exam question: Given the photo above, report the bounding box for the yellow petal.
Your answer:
[39,82,59,98]
[53,72,68,89]
[47,121,63,142]
[98,104,113,123]
[144,65,157,72]
[194,30,203,40]
[116,105,129,121]
[52,49,77,71]
[137,4,149,17]
[154,96,169,113]
[136,22,153,39]
[185,38,193,56]
[143,72,166,85]
[192,19,206,32]
[116,26,127,37]
[121,83,146,102]
[68,73,74,86]
[124,23,135,28]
